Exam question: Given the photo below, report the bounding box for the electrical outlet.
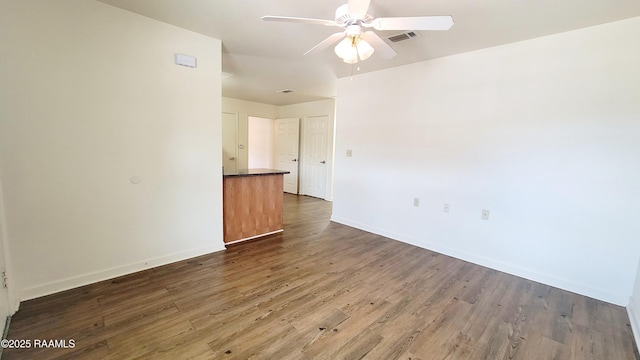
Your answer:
[346,149,353,157]
[443,203,450,213]
[481,209,490,220]
[413,198,420,207]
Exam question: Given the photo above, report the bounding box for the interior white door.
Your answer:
[301,116,329,199]
[275,118,300,194]
[222,112,238,173]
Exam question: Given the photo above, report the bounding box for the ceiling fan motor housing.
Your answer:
[335,4,373,26]
[345,24,362,37]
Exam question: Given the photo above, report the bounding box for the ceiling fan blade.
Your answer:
[304,32,345,56]
[261,16,337,27]
[362,31,397,59]
[347,0,371,19]
[373,16,454,31]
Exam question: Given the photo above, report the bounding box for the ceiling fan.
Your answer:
[262,0,454,64]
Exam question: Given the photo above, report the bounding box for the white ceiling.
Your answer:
[97,0,640,106]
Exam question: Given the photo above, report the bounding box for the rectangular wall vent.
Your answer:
[385,31,421,43]
[175,53,197,68]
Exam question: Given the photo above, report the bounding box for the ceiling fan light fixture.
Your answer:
[356,39,374,61]
[334,37,358,63]
[335,36,373,63]
[343,52,359,64]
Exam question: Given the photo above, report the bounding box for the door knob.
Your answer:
[229,157,236,160]
[292,159,297,162]
[320,161,326,164]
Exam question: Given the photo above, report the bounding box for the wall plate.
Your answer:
[175,53,197,68]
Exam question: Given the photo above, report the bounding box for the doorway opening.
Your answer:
[248,116,275,169]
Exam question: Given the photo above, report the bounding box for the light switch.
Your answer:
[346,149,353,157]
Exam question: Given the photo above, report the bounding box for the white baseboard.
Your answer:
[225,229,283,245]
[628,297,640,351]
[330,215,627,306]
[19,244,225,301]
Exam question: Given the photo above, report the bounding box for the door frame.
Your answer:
[222,112,239,173]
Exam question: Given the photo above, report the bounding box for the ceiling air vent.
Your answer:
[385,31,422,43]
[276,89,295,94]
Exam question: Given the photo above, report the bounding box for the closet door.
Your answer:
[275,118,300,194]
[300,115,329,199]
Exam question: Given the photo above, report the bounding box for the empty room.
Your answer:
[1,0,639,359]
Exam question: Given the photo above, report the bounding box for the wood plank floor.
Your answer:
[3,194,639,359]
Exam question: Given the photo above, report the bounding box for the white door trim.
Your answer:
[222,112,239,173]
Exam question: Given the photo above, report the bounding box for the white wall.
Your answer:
[280,99,337,200]
[248,117,275,168]
[0,0,224,302]
[629,257,640,348]
[332,17,640,305]
[222,97,279,169]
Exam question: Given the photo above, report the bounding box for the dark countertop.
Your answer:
[223,168,290,178]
